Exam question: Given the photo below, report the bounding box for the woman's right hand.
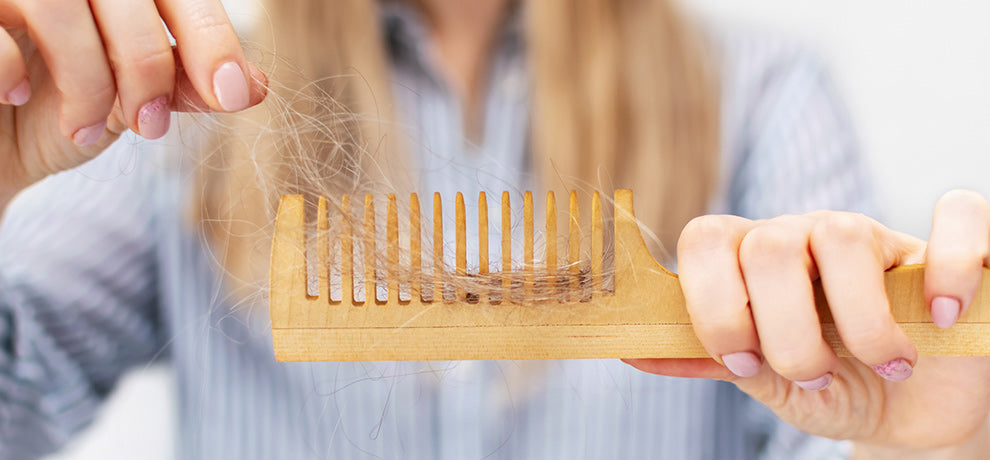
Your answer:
[0,0,267,205]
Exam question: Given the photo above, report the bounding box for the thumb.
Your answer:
[622,358,736,380]
[171,57,268,113]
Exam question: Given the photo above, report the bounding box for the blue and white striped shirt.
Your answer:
[0,7,873,460]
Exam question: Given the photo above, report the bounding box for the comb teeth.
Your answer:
[311,191,607,304]
[271,190,990,362]
[269,189,697,361]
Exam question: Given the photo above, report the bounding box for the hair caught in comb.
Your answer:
[270,190,990,362]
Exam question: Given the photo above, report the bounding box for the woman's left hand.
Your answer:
[625,189,990,453]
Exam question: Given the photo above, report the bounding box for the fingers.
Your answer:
[90,0,175,139]
[678,215,763,378]
[810,213,917,382]
[926,190,990,328]
[171,56,267,112]
[680,211,925,390]
[739,216,839,390]
[678,198,990,390]
[21,0,115,145]
[0,27,30,106]
[10,0,266,145]
[157,0,251,112]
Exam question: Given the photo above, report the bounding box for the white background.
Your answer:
[46,1,990,458]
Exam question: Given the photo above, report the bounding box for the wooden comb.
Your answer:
[270,190,990,361]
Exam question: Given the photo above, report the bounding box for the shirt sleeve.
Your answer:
[0,136,163,458]
[719,41,873,459]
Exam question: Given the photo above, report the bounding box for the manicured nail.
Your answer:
[212,61,249,112]
[6,79,31,106]
[794,373,833,391]
[871,358,913,382]
[138,96,170,139]
[72,121,108,147]
[721,351,762,378]
[931,296,961,329]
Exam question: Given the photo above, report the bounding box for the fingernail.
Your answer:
[138,96,170,139]
[72,121,108,147]
[212,61,249,112]
[6,79,31,106]
[931,296,961,329]
[794,373,833,391]
[871,358,913,382]
[721,351,762,378]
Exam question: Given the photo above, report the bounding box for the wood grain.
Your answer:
[270,190,990,362]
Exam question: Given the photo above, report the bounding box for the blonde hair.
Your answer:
[199,0,718,299]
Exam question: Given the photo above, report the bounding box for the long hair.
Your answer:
[198,0,718,299]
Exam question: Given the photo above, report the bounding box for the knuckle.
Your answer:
[694,317,752,345]
[188,7,235,37]
[0,40,21,63]
[679,215,739,252]
[21,0,62,16]
[23,0,88,28]
[35,0,82,8]
[765,347,823,378]
[939,189,989,213]
[930,246,987,269]
[50,66,116,108]
[738,223,806,266]
[84,80,118,106]
[62,79,116,117]
[0,60,25,87]
[132,45,175,70]
[841,321,892,355]
[119,46,175,84]
[811,213,874,248]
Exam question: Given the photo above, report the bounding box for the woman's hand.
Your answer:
[626,189,990,454]
[0,0,267,205]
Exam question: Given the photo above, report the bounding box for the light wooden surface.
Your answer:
[269,190,990,361]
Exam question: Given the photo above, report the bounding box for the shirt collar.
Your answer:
[380,1,524,69]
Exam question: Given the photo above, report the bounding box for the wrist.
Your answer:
[853,418,990,460]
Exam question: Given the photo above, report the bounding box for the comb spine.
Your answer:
[269,195,306,332]
[364,195,376,304]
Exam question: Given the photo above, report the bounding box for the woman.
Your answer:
[0,0,988,458]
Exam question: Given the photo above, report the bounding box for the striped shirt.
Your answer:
[0,6,873,460]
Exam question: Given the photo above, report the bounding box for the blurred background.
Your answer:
[45,1,990,458]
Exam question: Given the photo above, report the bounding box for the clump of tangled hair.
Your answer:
[193,0,719,308]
